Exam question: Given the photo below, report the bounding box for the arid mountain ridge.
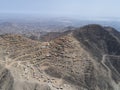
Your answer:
[0,24,120,90]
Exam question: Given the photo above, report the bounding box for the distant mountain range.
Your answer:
[0,17,120,34]
[0,18,120,43]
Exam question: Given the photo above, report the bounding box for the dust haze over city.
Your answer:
[0,0,120,90]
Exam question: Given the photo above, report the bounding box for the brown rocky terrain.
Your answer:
[0,24,120,90]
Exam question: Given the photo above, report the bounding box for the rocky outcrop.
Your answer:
[0,65,13,90]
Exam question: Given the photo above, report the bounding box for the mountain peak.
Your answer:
[81,24,104,30]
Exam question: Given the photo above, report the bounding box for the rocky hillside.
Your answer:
[0,24,120,90]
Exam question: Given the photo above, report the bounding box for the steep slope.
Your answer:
[73,24,120,60]
[105,27,120,43]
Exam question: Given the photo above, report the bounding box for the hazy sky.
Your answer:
[0,0,120,18]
